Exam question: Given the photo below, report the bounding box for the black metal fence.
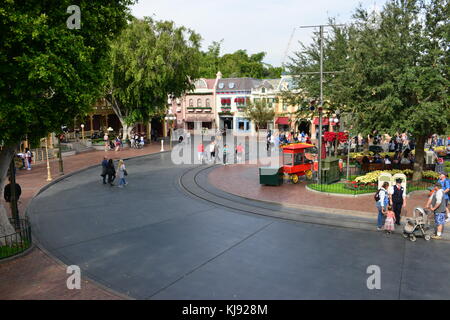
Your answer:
[0,218,32,260]
[306,166,436,196]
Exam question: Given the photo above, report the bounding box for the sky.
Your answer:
[130,0,389,67]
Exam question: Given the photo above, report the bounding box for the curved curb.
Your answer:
[0,243,36,265]
[24,150,171,300]
[180,165,450,242]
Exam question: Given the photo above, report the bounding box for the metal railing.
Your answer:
[0,218,32,260]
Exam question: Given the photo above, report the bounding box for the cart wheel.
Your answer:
[402,232,409,239]
[305,170,313,180]
[424,234,431,241]
[409,234,417,242]
[291,174,299,184]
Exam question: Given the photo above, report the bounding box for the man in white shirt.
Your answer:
[376,182,390,230]
[427,183,447,239]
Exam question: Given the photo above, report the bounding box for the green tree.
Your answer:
[106,17,202,139]
[198,45,284,79]
[288,0,449,181]
[244,99,275,131]
[0,0,133,237]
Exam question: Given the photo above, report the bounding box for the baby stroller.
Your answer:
[402,207,432,242]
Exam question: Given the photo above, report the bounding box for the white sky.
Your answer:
[130,0,388,67]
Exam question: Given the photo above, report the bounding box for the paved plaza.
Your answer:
[6,151,449,300]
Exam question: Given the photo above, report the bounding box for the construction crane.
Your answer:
[282,27,296,68]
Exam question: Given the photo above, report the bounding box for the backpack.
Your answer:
[374,189,383,202]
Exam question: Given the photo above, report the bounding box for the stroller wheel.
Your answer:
[409,234,417,242]
[402,232,409,239]
[424,234,431,241]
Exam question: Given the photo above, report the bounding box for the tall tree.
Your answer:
[245,99,276,131]
[0,0,133,238]
[198,45,284,79]
[288,0,449,180]
[106,17,202,139]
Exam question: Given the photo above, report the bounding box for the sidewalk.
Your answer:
[0,143,164,300]
[208,164,432,219]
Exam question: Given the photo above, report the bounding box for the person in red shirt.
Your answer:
[197,143,204,163]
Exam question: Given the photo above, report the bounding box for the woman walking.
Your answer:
[117,159,128,188]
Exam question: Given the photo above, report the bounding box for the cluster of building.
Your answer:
[167,72,341,140]
[72,72,342,142]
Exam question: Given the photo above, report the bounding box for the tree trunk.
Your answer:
[412,135,426,182]
[0,143,18,243]
[120,121,134,141]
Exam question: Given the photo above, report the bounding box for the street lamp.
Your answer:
[80,124,85,143]
[44,137,52,182]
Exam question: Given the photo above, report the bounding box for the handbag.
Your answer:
[124,169,128,176]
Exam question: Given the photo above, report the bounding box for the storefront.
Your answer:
[186,115,214,131]
[235,117,251,133]
[275,117,290,132]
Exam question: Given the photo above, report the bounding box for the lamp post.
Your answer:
[45,137,52,182]
[80,124,85,143]
[58,130,64,175]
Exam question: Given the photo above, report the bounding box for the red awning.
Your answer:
[313,117,329,126]
[275,117,289,125]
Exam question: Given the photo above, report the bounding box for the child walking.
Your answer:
[384,205,396,234]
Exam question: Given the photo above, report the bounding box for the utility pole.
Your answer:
[298,24,345,183]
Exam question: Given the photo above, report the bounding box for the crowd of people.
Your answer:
[100,156,128,188]
[375,173,450,240]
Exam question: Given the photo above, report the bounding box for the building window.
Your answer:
[206,99,210,108]
[262,88,266,93]
[189,99,193,107]
[197,99,202,108]
[221,98,231,106]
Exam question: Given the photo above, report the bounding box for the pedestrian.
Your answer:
[101,156,108,184]
[186,131,191,145]
[223,144,228,165]
[106,159,116,186]
[104,133,109,151]
[117,159,128,188]
[197,143,204,163]
[436,173,450,221]
[115,137,121,151]
[139,136,145,148]
[383,205,396,234]
[3,176,21,213]
[209,141,215,163]
[236,143,244,163]
[375,182,390,231]
[427,183,447,240]
[389,178,406,225]
[24,148,32,170]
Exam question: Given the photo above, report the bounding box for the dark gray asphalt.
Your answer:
[28,152,450,299]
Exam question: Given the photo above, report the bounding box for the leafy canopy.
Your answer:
[107,17,202,125]
[199,41,283,79]
[0,0,134,145]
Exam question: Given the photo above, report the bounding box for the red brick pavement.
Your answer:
[208,164,430,219]
[0,143,165,300]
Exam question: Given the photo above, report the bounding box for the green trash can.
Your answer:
[321,157,340,184]
[259,167,283,186]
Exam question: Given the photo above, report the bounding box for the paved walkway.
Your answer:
[208,164,431,219]
[24,153,450,299]
[0,143,164,300]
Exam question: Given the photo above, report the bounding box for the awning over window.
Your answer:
[313,117,329,126]
[275,117,289,125]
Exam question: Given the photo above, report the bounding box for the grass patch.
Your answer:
[0,240,31,259]
[309,183,377,195]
